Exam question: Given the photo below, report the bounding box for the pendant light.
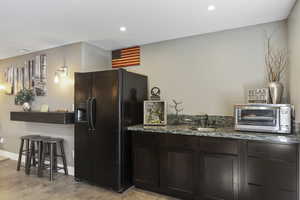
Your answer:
[54,55,68,84]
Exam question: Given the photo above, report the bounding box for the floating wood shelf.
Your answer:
[10,112,75,124]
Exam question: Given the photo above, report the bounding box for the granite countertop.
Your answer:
[127,124,300,144]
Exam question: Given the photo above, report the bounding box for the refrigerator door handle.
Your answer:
[86,98,92,131]
[90,97,96,131]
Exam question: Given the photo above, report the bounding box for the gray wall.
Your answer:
[129,21,288,115]
[289,1,300,121]
[0,42,109,167]
[81,42,111,72]
[0,20,290,167]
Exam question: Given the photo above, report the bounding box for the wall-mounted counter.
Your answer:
[10,112,75,124]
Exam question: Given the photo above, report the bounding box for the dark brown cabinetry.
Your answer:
[198,138,239,200]
[160,135,198,199]
[200,154,238,200]
[132,134,159,189]
[199,138,239,200]
[131,132,299,200]
[246,141,298,200]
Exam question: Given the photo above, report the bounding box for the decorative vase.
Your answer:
[268,82,284,104]
[22,102,31,112]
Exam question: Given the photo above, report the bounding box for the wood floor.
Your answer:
[0,159,177,200]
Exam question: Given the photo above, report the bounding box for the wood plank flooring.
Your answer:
[0,159,177,200]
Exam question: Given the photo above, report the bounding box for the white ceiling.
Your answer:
[0,0,296,59]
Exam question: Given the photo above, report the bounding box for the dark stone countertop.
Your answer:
[127,124,300,144]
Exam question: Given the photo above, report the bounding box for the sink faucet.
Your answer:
[203,114,209,128]
[200,114,216,128]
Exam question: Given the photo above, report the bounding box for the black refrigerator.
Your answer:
[74,69,147,192]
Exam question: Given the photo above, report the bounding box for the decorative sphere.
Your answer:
[22,102,31,112]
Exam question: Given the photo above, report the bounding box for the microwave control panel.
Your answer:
[280,107,291,131]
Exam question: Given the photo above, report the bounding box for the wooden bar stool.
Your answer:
[17,135,40,174]
[41,137,68,181]
[27,136,46,176]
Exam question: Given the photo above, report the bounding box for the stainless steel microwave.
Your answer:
[234,104,293,134]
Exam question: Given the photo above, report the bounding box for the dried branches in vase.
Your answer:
[264,32,288,104]
[265,36,288,82]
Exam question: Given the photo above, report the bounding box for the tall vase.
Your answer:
[268,82,284,104]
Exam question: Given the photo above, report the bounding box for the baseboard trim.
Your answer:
[0,150,19,160]
[0,150,74,176]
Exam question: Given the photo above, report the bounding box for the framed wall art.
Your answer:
[144,100,167,126]
[112,46,140,68]
[2,54,47,96]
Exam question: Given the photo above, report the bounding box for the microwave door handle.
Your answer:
[241,106,277,110]
[276,108,280,129]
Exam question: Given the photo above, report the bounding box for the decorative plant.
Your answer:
[265,33,288,82]
[171,100,184,117]
[15,89,35,105]
[170,100,184,125]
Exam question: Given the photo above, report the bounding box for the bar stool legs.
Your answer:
[16,135,40,174]
[45,139,68,181]
[27,141,34,175]
[49,143,54,181]
[53,144,58,173]
[37,141,43,177]
[59,141,68,176]
[25,139,30,175]
[17,135,69,181]
[32,143,37,167]
[16,138,24,171]
[27,138,43,176]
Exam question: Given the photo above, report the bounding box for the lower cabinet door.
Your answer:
[133,146,159,188]
[200,153,239,200]
[160,148,196,199]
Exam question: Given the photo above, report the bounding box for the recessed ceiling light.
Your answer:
[208,5,216,11]
[120,26,127,32]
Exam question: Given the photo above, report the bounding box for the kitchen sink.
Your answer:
[189,127,217,131]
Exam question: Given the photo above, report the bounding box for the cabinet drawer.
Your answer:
[248,142,297,163]
[132,133,158,147]
[248,157,297,191]
[248,184,297,200]
[199,138,239,155]
[160,134,198,149]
